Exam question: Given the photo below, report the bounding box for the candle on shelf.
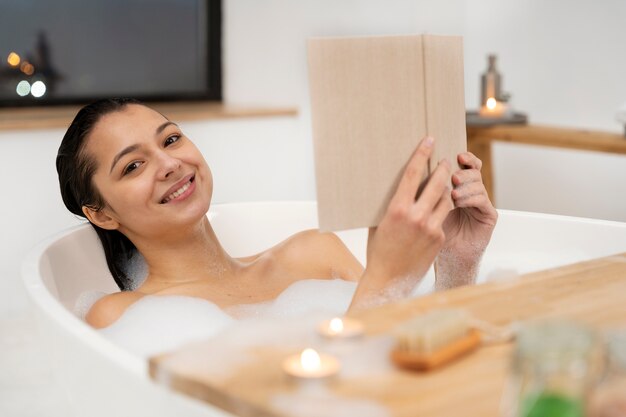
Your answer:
[479,97,507,118]
[479,54,511,119]
[282,348,340,379]
[317,317,364,339]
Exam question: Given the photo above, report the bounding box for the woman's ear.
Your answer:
[82,206,120,230]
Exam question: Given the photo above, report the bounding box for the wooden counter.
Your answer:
[467,124,626,204]
[0,102,298,131]
[149,252,626,417]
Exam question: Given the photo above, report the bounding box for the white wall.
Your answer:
[464,0,626,222]
[224,0,466,106]
[223,0,626,221]
[3,0,626,315]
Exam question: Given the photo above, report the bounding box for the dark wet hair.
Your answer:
[56,98,142,291]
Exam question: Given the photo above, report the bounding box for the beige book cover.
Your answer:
[307,34,467,232]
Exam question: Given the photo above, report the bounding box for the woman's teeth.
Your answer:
[162,180,192,203]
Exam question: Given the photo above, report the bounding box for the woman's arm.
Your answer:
[435,152,497,290]
[348,136,453,312]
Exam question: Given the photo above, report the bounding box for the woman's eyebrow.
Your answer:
[110,144,141,174]
[109,122,179,174]
[156,121,177,135]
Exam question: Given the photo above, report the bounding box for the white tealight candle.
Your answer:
[317,317,365,339]
[479,97,507,118]
[282,348,340,379]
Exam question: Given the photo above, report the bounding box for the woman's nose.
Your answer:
[155,151,181,179]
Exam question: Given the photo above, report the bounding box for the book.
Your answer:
[308,34,467,231]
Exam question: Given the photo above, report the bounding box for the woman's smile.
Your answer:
[160,174,196,204]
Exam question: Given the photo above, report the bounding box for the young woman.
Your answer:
[56,98,497,329]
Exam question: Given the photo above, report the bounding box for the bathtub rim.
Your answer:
[21,222,148,377]
[20,202,626,381]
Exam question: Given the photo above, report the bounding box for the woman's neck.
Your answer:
[131,216,239,290]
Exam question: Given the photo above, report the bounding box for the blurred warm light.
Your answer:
[486,97,497,110]
[329,318,344,334]
[31,80,46,98]
[7,52,21,67]
[20,61,35,75]
[300,348,321,371]
[16,80,31,97]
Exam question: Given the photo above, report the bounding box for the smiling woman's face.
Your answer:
[82,104,213,241]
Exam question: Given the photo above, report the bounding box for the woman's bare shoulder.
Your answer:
[85,291,146,329]
[279,229,364,281]
[285,229,346,251]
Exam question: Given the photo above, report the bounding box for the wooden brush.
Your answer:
[390,309,482,371]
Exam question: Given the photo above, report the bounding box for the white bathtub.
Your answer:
[22,201,626,417]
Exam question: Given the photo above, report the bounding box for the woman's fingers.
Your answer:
[386,135,453,228]
[451,171,483,200]
[430,186,454,226]
[452,181,485,204]
[451,168,481,187]
[391,136,434,207]
[454,193,492,213]
[412,158,451,216]
[457,152,482,171]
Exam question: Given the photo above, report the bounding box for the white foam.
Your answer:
[99,279,360,357]
[100,295,234,357]
[99,262,548,359]
[97,245,589,357]
[227,279,357,319]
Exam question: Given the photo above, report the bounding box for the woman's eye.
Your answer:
[123,161,142,175]
[164,134,181,147]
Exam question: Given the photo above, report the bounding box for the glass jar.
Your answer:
[502,320,604,417]
[588,330,626,417]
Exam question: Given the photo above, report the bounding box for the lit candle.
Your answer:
[317,317,364,339]
[282,348,340,379]
[479,97,507,118]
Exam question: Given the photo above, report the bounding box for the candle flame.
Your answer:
[329,318,344,333]
[486,97,497,110]
[300,348,321,371]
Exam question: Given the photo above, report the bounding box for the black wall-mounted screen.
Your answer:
[0,0,221,107]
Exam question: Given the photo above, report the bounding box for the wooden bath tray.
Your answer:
[149,252,626,417]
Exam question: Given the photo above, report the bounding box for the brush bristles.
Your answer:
[394,309,469,354]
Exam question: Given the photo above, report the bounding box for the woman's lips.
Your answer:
[160,175,196,204]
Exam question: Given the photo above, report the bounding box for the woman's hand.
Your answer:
[435,152,498,290]
[349,136,454,311]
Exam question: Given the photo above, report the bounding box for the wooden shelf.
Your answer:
[0,101,298,131]
[467,124,626,155]
[467,124,626,205]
